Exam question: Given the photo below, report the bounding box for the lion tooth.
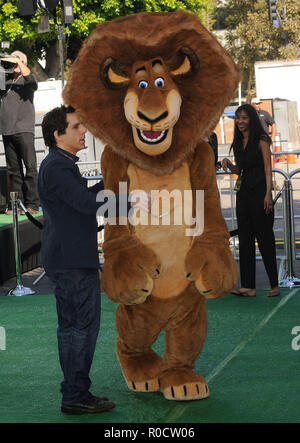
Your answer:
[140,130,165,143]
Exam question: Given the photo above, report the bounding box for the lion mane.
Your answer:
[63,10,240,176]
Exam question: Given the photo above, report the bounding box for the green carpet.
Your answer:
[0,212,43,227]
[0,289,299,423]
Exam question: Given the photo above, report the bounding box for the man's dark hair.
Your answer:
[42,105,75,148]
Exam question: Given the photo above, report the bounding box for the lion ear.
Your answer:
[100,57,130,89]
[171,46,199,78]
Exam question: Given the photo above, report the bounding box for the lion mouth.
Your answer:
[137,129,168,144]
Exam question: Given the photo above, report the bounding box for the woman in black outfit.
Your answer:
[222,104,280,297]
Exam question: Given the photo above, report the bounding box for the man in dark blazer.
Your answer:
[39,105,148,415]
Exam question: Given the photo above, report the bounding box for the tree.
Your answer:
[212,0,300,100]
[0,0,213,81]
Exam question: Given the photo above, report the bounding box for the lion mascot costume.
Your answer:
[63,10,240,401]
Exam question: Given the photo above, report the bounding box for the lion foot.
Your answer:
[160,369,209,401]
[125,377,160,392]
[162,380,209,401]
[117,346,162,393]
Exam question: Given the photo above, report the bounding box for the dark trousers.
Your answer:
[45,268,101,405]
[236,185,278,289]
[3,133,39,210]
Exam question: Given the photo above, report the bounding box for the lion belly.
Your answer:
[127,162,193,299]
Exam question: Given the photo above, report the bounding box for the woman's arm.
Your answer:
[260,138,273,214]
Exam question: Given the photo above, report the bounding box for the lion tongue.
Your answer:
[143,131,162,139]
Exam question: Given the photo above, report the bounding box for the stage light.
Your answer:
[17,0,37,16]
[268,0,279,26]
[43,0,60,10]
[40,1,74,24]
[62,0,74,24]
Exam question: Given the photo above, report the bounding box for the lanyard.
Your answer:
[55,147,78,162]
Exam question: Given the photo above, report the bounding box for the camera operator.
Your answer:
[0,50,39,214]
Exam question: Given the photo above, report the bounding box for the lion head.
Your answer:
[63,10,240,176]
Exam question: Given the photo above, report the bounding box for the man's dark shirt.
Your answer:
[38,146,128,270]
[0,73,37,135]
[257,109,275,134]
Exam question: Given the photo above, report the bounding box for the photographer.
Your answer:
[0,50,39,214]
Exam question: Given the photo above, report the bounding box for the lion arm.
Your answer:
[100,146,161,305]
[100,145,136,253]
[184,141,238,298]
[189,141,230,245]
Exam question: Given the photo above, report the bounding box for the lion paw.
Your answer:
[184,244,238,298]
[162,380,209,401]
[102,242,161,304]
[125,378,160,392]
[160,369,209,401]
[117,347,162,392]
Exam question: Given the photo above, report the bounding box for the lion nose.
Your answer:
[137,110,168,124]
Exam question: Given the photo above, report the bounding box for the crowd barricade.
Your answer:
[6,159,300,293]
[217,166,300,288]
[76,160,102,188]
[6,192,35,296]
[6,174,104,295]
[283,168,300,287]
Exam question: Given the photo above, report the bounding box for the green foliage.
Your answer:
[1,0,298,93]
[0,0,212,80]
[0,0,212,66]
[212,0,300,99]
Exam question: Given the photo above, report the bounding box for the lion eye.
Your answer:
[138,80,148,88]
[155,77,164,87]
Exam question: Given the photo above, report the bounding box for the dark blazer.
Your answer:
[38,146,122,270]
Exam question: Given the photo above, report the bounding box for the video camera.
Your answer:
[0,53,17,74]
[0,52,18,91]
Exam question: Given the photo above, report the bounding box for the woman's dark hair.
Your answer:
[42,105,76,148]
[230,104,271,153]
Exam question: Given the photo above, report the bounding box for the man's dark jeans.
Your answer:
[45,268,101,405]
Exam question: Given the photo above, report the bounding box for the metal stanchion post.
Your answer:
[7,192,35,296]
[279,179,300,288]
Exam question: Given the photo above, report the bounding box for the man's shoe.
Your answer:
[89,393,109,402]
[61,397,115,415]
